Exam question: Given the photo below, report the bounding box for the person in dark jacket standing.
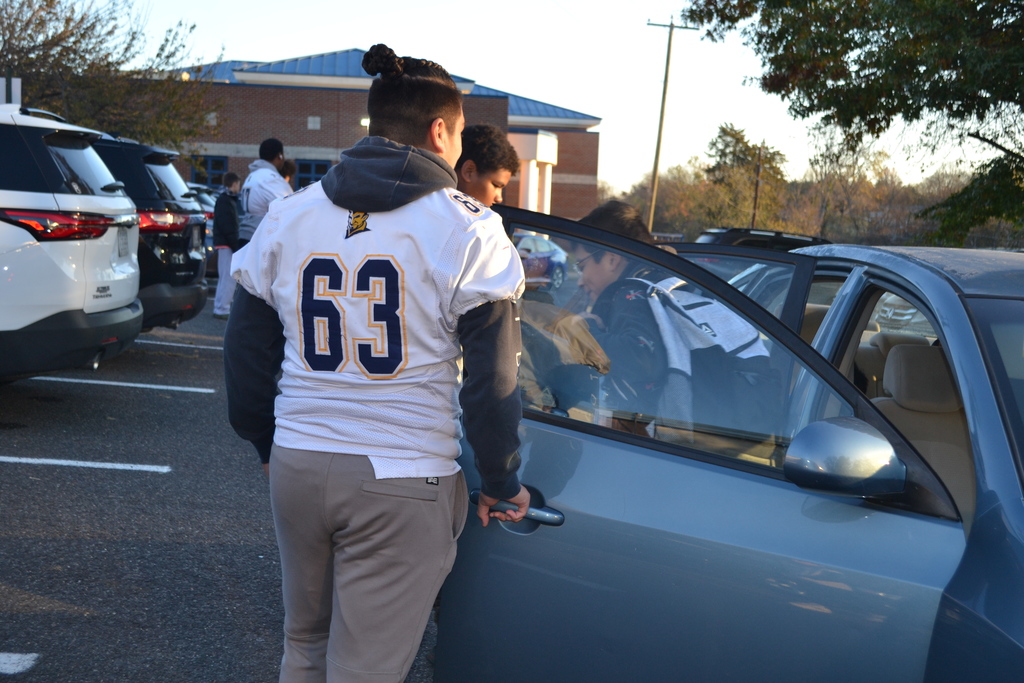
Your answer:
[223,44,529,682]
[211,172,242,319]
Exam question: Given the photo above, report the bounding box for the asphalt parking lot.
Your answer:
[0,291,435,681]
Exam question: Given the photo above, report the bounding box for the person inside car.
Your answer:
[573,201,668,427]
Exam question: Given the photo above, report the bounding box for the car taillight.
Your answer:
[138,210,191,234]
[0,210,117,240]
[204,211,214,221]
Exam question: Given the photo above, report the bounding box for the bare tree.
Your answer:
[0,0,218,151]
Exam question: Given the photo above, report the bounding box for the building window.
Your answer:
[297,159,331,188]
[307,116,321,130]
[192,155,228,186]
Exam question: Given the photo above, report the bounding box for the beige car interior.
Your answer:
[870,344,975,531]
[841,289,976,532]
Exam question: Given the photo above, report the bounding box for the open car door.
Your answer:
[497,205,817,333]
[434,208,964,682]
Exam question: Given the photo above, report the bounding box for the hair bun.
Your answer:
[363,44,404,79]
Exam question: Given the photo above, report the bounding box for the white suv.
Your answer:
[0,106,142,381]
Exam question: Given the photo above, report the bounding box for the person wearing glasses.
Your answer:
[572,201,668,428]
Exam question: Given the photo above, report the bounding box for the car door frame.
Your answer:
[493,206,955,515]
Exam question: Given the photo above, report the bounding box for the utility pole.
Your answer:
[646,18,698,233]
[750,142,763,229]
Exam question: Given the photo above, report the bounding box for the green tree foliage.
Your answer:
[683,0,1024,244]
[621,162,710,238]
[701,123,787,231]
[0,0,217,151]
[921,154,1024,245]
[619,125,795,238]
[610,122,984,246]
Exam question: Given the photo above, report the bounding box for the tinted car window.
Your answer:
[520,231,853,469]
[0,126,49,192]
[43,132,122,196]
[145,155,191,201]
[681,257,799,320]
[93,144,158,198]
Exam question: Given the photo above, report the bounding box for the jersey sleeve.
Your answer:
[230,207,281,306]
[449,215,525,317]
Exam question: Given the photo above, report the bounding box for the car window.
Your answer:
[519,230,854,470]
[703,259,799,320]
[0,126,49,192]
[964,298,1024,468]
[94,144,156,198]
[666,246,816,333]
[43,132,122,197]
[844,286,975,526]
[146,158,191,202]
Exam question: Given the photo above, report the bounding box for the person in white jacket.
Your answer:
[237,138,292,248]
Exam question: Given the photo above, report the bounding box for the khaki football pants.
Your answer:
[269,444,468,683]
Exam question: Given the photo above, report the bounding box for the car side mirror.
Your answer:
[783,417,906,497]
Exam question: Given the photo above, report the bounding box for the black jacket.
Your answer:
[588,263,668,416]
[212,191,240,251]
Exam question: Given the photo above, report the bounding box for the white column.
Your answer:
[509,131,558,214]
[537,162,554,214]
[518,160,540,211]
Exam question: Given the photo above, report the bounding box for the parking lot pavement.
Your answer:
[0,302,436,682]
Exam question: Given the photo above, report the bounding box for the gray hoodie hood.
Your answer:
[320,137,457,213]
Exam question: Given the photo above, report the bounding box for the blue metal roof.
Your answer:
[239,50,367,78]
[191,50,598,124]
[192,60,263,83]
[471,85,598,122]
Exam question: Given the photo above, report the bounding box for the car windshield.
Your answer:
[968,297,1024,466]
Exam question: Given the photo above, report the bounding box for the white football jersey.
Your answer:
[232,182,525,479]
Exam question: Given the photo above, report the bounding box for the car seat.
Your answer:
[856,332,931,398]
[871,344,975,531]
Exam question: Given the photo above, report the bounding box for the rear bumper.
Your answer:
[139,282,208,329]
[0,299,143,380]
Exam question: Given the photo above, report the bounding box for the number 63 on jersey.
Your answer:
[298,254,407,379]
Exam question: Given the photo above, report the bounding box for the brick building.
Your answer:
[180,49,601,219]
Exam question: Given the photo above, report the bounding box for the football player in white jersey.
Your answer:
[224,44,529,682]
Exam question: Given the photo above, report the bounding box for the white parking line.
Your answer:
[0,456,171,473]
[136,339,223,351]
[28,376,215,394]
[0,653,39,674]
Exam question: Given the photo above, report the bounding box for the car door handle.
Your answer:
[469,489,564,527]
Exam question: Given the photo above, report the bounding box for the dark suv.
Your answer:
[92,137,207,329]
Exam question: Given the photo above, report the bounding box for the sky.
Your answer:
[140,0,990,194]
